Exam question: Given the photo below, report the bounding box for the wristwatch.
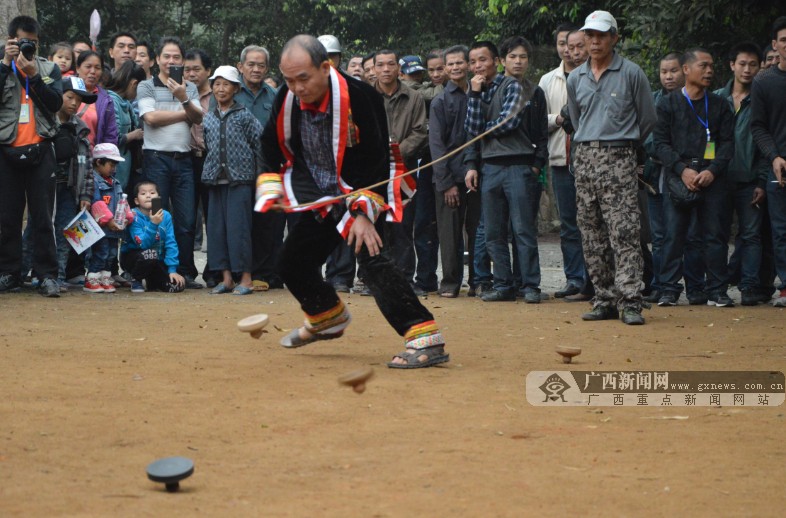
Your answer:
[181,98,191,106]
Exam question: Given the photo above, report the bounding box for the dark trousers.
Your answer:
[206,184,253,273]
[325,241,356,287]
[649,192,706,294]
[385,167,440,291]
[251,211,286,285]
[435,183,480,294]
[143,150,198,279]
[551,165,586,286]
[412,168,439,290]
[193,153,220,282]
[724,182,763,291]
[279,212,434,336]
[0,145,58,280]
[120,249,173,292]
[473,212,492,286]
[661,179,730,295]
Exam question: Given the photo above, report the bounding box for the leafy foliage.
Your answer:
[34,0,784,84]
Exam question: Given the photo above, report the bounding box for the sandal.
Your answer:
[232,285,253,295]
[252,280,269,292]
[387,345,450,369]
[209,283,232,294]
[280,327,345,348]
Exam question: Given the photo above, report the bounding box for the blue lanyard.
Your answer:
[682,87,710,141]
[11,61,30,100]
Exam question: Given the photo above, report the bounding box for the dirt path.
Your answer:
[1,289,784,517]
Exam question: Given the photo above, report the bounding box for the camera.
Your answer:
[17,38,37,60]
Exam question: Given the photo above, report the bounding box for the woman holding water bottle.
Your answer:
[84,144,134,293]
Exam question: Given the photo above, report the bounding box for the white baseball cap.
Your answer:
[93,143,125,162]
[581,10,618,32]
[318,34,342,54]
[209,65,242,84]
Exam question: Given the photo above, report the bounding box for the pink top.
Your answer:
[79,102,98,148]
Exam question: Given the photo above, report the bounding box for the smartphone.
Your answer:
[151,197,162,214]
[169,65,184,84]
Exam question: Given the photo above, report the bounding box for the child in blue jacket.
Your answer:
[119,180,185,293]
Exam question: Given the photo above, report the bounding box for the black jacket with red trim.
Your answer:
[259,70,391,207]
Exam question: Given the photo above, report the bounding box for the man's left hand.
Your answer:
[347,214,383,256]
[693,170,715,189]
[16,52,38,77]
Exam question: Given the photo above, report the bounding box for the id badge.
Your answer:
[703,140,716,160]
[19,104,30,124]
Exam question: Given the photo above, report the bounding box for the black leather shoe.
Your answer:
[657,292,679,306]
[481,289,515,302]
[581,305,619,321]
[184,277,204,289]
[0,274,21,293]
[564,292,592,302]
[643,290,661,303]
[740,290,759,306]
[554,283,581,298]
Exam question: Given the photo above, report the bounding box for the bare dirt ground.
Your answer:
[2,240,785,517]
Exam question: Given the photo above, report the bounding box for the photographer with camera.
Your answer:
[0,16,63,297]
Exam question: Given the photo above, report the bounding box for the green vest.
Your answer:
[0,57,60,145]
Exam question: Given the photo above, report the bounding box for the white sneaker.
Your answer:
[100,271,116,293]
[773,296,786,308]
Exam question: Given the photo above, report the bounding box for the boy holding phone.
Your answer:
[120,180,185,293]
[135,36,203,289]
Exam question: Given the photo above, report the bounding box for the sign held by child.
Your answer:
[63,208,105,254]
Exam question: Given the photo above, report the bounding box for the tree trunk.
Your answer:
[0,0,37,27]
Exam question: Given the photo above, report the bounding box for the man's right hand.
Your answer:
[465,169,479,192]
[681,167,699,192]
[3,39,19,66]
[773,157,786,187]
[443,185,460,208]
[470,75,486,93]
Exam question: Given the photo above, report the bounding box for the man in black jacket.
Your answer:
[653,48,735,307]
[429,45,480,298]
[255,35,448,369]
[0,16,63,297]
[751,16,786,307]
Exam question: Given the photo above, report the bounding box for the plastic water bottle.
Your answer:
[114,193,129,229]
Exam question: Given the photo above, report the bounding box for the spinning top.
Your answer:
[338,367,374,394]
[237,314,269,339]
[556,346,582,364]
[146,456,194,492]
